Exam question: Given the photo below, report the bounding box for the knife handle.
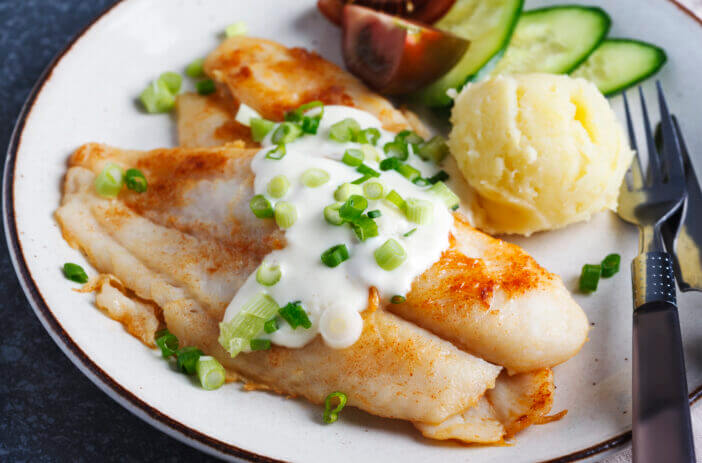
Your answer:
[633,301,695,463]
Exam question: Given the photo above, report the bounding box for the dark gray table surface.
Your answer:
[0,1,219,461]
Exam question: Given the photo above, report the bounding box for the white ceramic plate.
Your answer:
[5,0,702,461]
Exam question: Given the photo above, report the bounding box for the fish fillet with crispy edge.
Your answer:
[67,143,588,374]
[56,156,502,425]
[203,36,411,131]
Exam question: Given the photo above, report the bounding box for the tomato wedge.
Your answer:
[318,0,456,25]
[342,5,469,95]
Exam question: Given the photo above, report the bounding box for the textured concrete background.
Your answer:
[0,1,217,461]
[1,0,700,462]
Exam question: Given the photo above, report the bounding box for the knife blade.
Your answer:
[661,116,702,292]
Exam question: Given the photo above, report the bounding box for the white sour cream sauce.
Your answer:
[222,106,453,350]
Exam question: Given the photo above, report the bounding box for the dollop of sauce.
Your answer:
[222,106,453,349]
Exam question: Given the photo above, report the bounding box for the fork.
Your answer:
[617,83,695,463]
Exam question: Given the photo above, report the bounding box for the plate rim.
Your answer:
[3,1,701,461]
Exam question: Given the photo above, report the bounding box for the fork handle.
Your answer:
[633,301,695,463]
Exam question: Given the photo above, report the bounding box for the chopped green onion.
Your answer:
[379,157,401,171]
[250,339,271,351]
[324,202,344,225]
[323,391,348,424]
[263,318,279,334]
[363,180,385,199]
[601,254,621,278]
[250,194,274,218]
[395,130,424,147]
[334,183,363,201]
[403,228,417,237]
[350,175,371,185]
[352,216,378,241]
[95,163,124,197]
[285,101,323,125]
[256,262,282,286]
[274,201,297,229]
[235,103,261,127]
[374,239,406,271]
[383,141,408,161]
[417,136,449,164]
[196,79,216,95]
[159,72,182,94]
[396,164,421,182]
[62,263,88,284]
[225,21,248,37]
[279,301,312,329]
[265,144,286,160]
[321,244,350,268]
[272,122,302,145]
[140,79,176,113]
[342,148,364,167]
[367,209,381,219]
[155,329,179,357]
[390,295,406,304]
[358,128,381,146]
[301,115,321,135]
[267,175,290,198]
[196,355,226,390]
[360,144,381,161]
[185,58,205,78]
[427,170,449,184]
[218,292,280,357]
[579,264,601,292]
[176,346,203,375]
[412,177,430,187]
[329,118,361,142]
[301,168,330,188]
[385,190,406,212]
[428,181,459,210]
[356,164,380,178]
[339,195,368,221]
[250,118,275,142]
[124,168,147,193]
[405,198,433,225]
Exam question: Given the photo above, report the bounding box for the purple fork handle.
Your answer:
[633,301,696,463]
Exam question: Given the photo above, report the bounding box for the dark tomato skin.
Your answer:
[318,0,456,25]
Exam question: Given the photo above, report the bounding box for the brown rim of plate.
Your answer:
[3,1,701,462]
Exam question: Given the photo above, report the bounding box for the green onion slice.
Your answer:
[265,144,286,160]
[352,216,378,242]
[250,339,272,351]
[125,168,147,193]
[367,209,381,219]
[385,190,406,212]
[225,21,248,37]
[403,228,417,237]
[395,130,424,147]
[342,149,364,167]
[601,254,621,278]
[358,128,381,146]
[379,157,401,171]
[427,170,449,184]
[579,264,601,293]
[267,175,290,198]
[374,239,407,271]
[390,295,406,304]
[323,391,348,424]
[250,194,274,219]
[140,79,176,113]
[196,79,216,95]
[301,168,330,188]
[329,118,361,143]
[250,118,275,142]
[286,101,324,135]
[62,262,89,284]
[155,329,179,357]
[95,163,124,197]
[272,122,303,145]
[279,301,312,329]
[256,262,282,286]
[339,195,368,221]
[185,58,205,78]
[383,141,408,161]
[350,175,371,185]
[334,183,363,202]
[159,72,182,94]
[263,318,279,334]
[235,103,262,127]
[176,346,204,375]
[363,180,385,200]
[324,202,344,226]
[360,144,381,162]
[356,164,380,178]
[396,163,421,182]
[218,292,280,357]
[274,201,297,229]
[321,244,350,268]
[428,181,459,210]
[405,198,433,225]
[417,136,449,164]
[196,355,226,390]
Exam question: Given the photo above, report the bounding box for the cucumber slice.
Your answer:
[571,39,667,96]
[413,0,524,107]
[490,6,611,77]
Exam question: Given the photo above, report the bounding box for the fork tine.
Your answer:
[623,91,645,189]
[639,86,662,184]
[656,81,685,183]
